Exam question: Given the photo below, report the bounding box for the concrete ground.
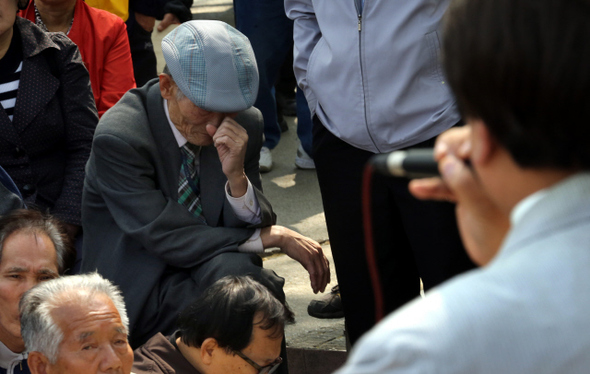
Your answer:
[152,4,348,372]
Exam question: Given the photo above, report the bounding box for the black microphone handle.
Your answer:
[371,148,440,178]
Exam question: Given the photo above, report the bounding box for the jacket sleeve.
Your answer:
[96,20,136,117]
[285,0,321,115]
[90,132,256,269]
[52,35,99,226]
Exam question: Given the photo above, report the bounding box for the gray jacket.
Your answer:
[286,0,460,153]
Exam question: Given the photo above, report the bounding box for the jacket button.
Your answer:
[22,184,35,193]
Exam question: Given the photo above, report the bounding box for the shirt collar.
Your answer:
[510,188,549,226]
[0,340,27,370]
[164,99,188,148]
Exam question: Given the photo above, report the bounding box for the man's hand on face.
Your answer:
[408,126,509,265]
[260,226,331,294]
[206,118,249,197]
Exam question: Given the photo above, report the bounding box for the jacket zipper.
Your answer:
[354,0,380,151]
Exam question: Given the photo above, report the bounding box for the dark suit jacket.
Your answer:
[81,79,275,334]
[0,18,98,225]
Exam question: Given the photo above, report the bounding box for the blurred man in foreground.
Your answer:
[21,273,134,374]
[336,0,590,372]
[133,276,294,374]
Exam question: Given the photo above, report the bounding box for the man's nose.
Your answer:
[99,345,122,373]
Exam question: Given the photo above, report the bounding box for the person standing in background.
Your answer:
[285,0,475,345]
[21,0,136,117]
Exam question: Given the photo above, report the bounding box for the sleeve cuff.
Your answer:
[225,178,261,224]
[238,229,264,253]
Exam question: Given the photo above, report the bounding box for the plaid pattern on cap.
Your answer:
[162,20,259,113]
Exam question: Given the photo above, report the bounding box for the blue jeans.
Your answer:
[234,0,312,153]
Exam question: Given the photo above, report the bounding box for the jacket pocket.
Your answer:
[306,35,327,91]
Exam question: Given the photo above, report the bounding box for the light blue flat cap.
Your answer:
[162,20,259,113]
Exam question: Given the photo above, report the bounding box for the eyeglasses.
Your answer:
[233,350,283,374]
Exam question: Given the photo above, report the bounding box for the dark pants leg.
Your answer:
[126,14,158,87]
[312,117,475,345]
[234,0,293,150]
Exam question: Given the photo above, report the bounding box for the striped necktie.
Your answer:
[178,144,206,223]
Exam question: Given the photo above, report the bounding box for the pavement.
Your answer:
[152,4,349,373]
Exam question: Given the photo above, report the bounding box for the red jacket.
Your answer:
[21,0,136,117]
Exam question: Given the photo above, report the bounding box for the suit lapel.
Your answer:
[11,18,60,134]
[12,57,59,133]
[146,83,181,197]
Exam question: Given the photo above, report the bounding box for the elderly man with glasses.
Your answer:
[132,275,293,374]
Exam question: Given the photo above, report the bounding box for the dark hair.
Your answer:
[443,0,590,170]
[177,275,294,353]
[0,209,72,274]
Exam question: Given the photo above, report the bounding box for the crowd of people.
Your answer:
[1,0,589,373]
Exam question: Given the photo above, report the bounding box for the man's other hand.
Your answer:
[261,226,330,294]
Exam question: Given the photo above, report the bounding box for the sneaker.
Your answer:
[307,285,344,319]
[259,146,273,173]
[295,144,315,170]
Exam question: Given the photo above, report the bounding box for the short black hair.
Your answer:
[443,0,590,170]
[177,276,294,353]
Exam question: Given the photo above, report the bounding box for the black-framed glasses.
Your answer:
[233,350,282,374]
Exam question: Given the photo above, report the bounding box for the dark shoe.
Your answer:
[307,285,344,319]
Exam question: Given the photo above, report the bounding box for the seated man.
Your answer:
[21,273,134,374]
[0,210,68,374]
[133,275,294,374]
[81,20,329,347]
[336,0,590,372]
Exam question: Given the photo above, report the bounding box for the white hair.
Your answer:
[19,273,129,363]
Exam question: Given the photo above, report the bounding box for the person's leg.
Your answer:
[312,117,380,345]
[126,15,158,87]
[234,0,293,152]
[296,89,313,156]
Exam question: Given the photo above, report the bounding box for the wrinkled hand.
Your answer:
[206,118,248,197]
[157,13,181,32]
[261,226,330,293]
[409,126,509,265]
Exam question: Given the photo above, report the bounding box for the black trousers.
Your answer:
[312,117,475,345]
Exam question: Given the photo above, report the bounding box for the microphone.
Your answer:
[371,148,439,178]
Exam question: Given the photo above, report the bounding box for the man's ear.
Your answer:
[470,119,498,167]
[27,351,50,374]
[200,338,219,366]
[159,74,174,100]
